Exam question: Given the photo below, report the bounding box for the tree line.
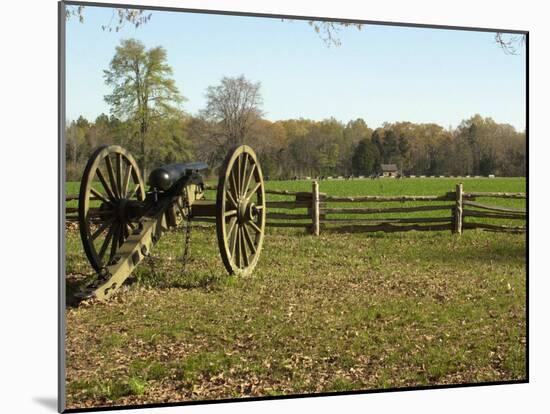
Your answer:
[66,39,526,181]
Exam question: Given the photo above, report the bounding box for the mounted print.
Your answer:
[59,1,527,411]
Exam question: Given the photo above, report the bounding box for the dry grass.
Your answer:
[65,224,526,409]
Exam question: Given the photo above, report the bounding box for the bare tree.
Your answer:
[201,75,264,148]
[65,5,152,32]
[300,18,527,57]
[68,5,525,55]
[306,21,363,47]
[310,21,526,55]
[494,33,526,55]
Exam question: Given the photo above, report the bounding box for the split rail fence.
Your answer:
[66,182,526,235]
[260,182,526,235]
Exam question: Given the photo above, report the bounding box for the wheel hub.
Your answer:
[237,199,258,223]
[115,199,128,224]
[107,198,145,223]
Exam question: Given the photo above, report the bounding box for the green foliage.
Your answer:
[103,39,182,121]
[453,115,526,176]
[351,138,380,175]
[103,38,186,171]
[127,377,147,396]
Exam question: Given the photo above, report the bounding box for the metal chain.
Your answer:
[143,189,193,279]
[181,210,192,271]
[179,188,192,272]
[145,246,159,280]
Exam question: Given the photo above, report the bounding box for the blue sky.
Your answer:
[65,5,526,131]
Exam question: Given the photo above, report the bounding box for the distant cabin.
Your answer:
[380,164,399,178]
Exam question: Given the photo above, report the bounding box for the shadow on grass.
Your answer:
[66,265,227,310]
[66,273,96,307]
[132,253,228,290]
[320,226,526,266]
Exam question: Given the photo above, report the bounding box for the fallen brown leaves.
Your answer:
[64,227,526,409]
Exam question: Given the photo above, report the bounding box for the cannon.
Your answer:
[76,144,266,301]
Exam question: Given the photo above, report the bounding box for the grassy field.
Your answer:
[65,176,527,203]
[64,177,527,409]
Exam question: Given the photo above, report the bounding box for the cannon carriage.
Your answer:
[76,144,266,301]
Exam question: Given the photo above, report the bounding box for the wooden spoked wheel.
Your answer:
[216,145,266,276]
[78,145,146,272]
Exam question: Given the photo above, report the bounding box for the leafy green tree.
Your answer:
[147,113,193,166]
[351,138,381,175]
[67,110,526,180]
[342,118,373,174]
[247,120,288,178]
[66,117,89,179]
[104,38,184,173]
[344,118,373,143]
[371,129,384,162]
[307,118,344,176]
[281,119,316,177]
[398,134,410,158]
[382,129,400,163]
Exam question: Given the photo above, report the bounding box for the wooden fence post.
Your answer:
[454,183,463,234]
[312,180,320,236]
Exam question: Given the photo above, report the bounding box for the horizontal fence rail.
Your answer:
[322,194,457,202]
[463,192,526,199]
[65,181,526,235]
[321,205,452,214]
[462,200,526,214]
[462,210,526,220]
[320,217,453,224]
[329,223,454,233]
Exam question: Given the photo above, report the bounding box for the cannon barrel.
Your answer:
[148,162,208,191]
